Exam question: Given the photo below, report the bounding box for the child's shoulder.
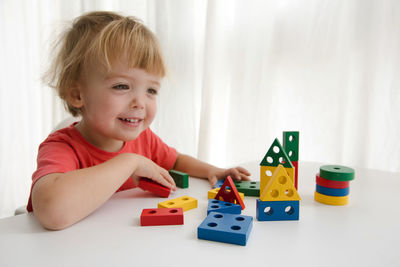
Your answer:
[42,123,81,145]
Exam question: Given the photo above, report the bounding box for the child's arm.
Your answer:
[32,153,176,230]
[172,153,251,186]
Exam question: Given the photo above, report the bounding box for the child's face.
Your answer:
[75,60,161,151]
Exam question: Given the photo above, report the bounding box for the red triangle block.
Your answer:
[214,176,245,210]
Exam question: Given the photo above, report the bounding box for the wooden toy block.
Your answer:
[316,174,350,189]
[283,130,299,190]
[198,212,253,246]
[234,181,260,196]
[215,180,225,188]
[158,195,198,212]
[169,170,189,188]
[208,188,221,198]
[207,199,242,215]
[260,164,301,202]
[283,131,299,161]
[140,208,184,226]
[292,161,299,190]
[256,199,299,221]
[208,188,244,201]
[215,176,245,210]
[314,191,349,205]
[316,184,349,197]
[260,138,294,168]
[260,165,295,196]
[216,180,260,196]
[319,165,355,181]
[138,178,171,198]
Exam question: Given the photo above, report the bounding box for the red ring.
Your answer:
[316,174,350,189]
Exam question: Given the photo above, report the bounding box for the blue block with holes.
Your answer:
[198,212,253,246]
[207,199,242,215]
[256,199,299,221]
[214,179,225,188]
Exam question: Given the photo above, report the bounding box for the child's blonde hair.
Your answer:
[44,11,166,117]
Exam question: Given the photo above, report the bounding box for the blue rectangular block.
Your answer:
[256,199,299,221]
[198,212,253,246]
[207,199,242,215]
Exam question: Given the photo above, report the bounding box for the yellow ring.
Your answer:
[314,191,349,206]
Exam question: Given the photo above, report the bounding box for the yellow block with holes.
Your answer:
[260,165,295,196]
[158,195,198,212]
[314,191,348,206]
[207,188,244,201]
[260,164,301,201]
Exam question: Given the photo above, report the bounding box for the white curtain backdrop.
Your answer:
[0,0,399,218]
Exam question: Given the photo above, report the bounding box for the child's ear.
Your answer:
[67,84,83,108]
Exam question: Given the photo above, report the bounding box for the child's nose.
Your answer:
[130,92,145,110]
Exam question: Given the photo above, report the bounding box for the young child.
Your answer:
[27,11,251,230]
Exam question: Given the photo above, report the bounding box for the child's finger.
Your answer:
[159,168,176,190]
[150,169,175,191]
[229,168,242,181]
[240,173,251,181]
[209,175,218,187]
[153,173,172,189]
[132,175,140,186]
[236,166,251,176]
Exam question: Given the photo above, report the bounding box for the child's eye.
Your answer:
[147,88,158,95]
[112,84,129,90]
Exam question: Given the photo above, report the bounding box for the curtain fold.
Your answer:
[0,0,399,218]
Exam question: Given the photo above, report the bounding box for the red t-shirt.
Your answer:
[27,123,177,212]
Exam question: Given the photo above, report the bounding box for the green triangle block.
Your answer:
[260,138,294,168]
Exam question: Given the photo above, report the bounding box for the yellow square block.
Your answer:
[260,165,295,195]
[158,195,198,212]
[208,188,244,200]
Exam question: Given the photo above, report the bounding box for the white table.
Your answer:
[0,161,399,267]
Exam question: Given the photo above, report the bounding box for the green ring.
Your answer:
[319,165,355,181]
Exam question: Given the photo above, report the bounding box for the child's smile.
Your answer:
[73,61,161,152]
[118,117,144,128]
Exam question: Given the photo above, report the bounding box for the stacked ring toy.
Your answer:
[314,165,355,205]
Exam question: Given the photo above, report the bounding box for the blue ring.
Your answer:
[316,184,349,196]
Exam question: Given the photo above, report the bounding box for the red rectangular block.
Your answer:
[292,161,298,190]
[138,178,171,198]
[140,208,184,226]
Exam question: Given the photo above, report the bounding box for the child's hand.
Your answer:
[208,167,251,187]
[130,154,176,191]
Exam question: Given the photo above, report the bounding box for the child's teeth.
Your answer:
[123,118,139,123]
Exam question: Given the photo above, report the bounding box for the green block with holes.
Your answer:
[169,170,189,188]
[283,131,299,161]
[260,138,294,168]
[234,181,260,197]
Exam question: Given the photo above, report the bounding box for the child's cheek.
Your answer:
[149,100,157,118]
